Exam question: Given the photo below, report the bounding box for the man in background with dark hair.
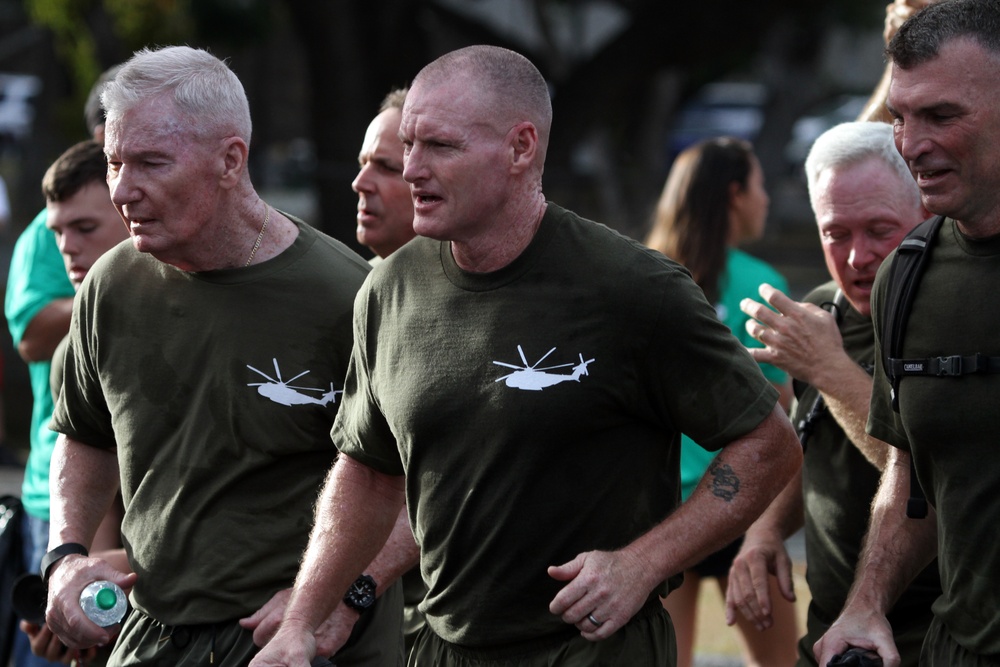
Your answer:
[814,1,1000,664]
[349,86,427,654]
[352,87,415,263]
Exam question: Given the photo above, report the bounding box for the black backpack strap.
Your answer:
[889,352,1000,378]
[880,215,946,520]
[882,215,945,412]
[795,289,849,449]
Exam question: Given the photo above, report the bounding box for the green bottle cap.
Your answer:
[95,587,117,611]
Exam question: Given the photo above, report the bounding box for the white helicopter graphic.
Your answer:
[493,345,594,391]
[247,358,342,406]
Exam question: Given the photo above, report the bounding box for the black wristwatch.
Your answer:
[343,574,377,612]
[40,543,89,585]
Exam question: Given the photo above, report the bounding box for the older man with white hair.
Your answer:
[41,45,407,667]
[725,121,940,667]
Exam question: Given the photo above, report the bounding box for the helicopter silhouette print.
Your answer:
[493,345,595,391]
[247,358,342,406]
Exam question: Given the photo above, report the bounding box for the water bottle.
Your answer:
[79,580,127,627]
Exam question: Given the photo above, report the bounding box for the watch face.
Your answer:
[345,574,376,610]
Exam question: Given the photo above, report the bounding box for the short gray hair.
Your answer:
[805,121,919,212]
[102,45,251,143]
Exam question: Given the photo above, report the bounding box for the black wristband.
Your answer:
[40,543,89,585]
[343,574,377,612]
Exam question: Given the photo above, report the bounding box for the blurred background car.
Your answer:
[665,81,768,164]
[783,93,869,177]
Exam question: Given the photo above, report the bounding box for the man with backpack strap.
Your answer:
[814,1,1000,665]
[725,121,939,667]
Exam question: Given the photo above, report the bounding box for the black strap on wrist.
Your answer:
[40,543,89,585]
[343,574,377,612]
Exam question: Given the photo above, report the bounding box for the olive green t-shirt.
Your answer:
[335,203,778,647]
[51,218,370,625]
[869,218,1000,656]
[795,282,937,667]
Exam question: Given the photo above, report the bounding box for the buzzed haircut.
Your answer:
[414,45,552,145]
[888,0,1000,68]
[379,87,408,114]
[42,140,108,204]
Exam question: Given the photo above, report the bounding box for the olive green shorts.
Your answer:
[107,581,404,667]
[407,599,675,667]
[921,615,1000,667]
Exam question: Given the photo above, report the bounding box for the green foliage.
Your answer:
[26,0,101,100]
[25,0,103,137]
[104,0,193,49]
[23,0,265,138]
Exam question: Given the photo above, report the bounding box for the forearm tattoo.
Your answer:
[708,460,740,502]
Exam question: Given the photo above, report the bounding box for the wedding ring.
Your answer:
[587,612,603,627]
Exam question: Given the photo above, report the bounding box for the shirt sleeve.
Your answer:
[645,259,779,452]
[332,282,404,475]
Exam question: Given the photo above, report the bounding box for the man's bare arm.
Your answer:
[45,435,135,650]
[726,467,804,629]
[18,298,72,362]
[813,446,937,666]
[742,284,890,469]
[643,404,802,578]
[240,502,419,655]
[49,434,120,549]
[548,403,802,640]
[248,455,405,667]
[291,455,404,623]
[814,363,889,470]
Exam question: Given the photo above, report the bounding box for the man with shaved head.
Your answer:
[252,44,800,667]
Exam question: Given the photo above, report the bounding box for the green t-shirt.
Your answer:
[335,203,778,647]
[869,218,1000,656]
[679,246,789,501]
[4,209,75,519]
[795,282,937,667]
[51,218,370,625]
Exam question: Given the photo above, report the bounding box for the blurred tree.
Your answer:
[25,0,116,136]
[281,0,425,253]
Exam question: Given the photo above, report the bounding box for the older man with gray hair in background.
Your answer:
[353,87,416,263]
[725,121,940,667]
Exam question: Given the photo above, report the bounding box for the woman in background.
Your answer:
[646,136,798,667]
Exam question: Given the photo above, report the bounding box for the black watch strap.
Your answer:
[343,574,377,612]
[40,543,89,585]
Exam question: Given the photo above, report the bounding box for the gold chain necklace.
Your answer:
[245,202,270,267]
